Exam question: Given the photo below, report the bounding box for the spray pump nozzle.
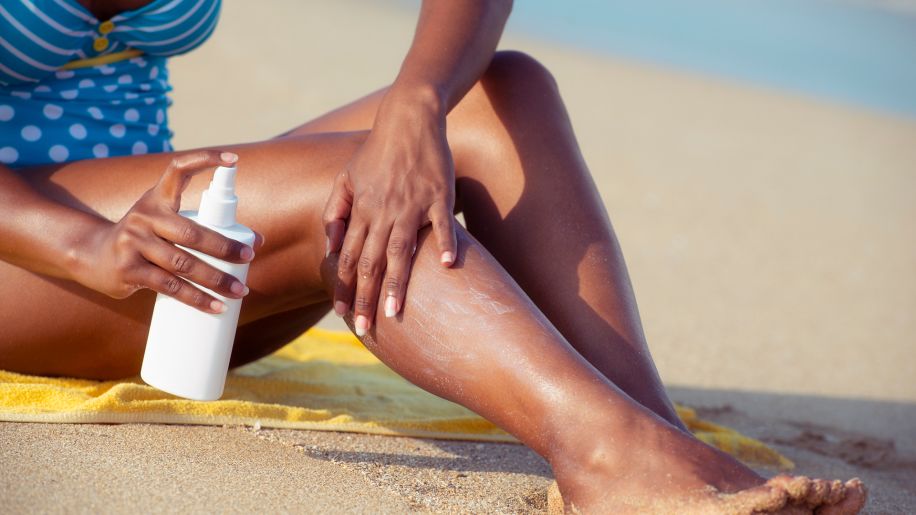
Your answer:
[197,165,239,227]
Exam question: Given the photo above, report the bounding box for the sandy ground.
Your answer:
[2,0,915,512]
[3,397,914,513]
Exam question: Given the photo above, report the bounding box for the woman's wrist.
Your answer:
[377,80,447,128]
[0,202,108,284]
[61,215,109,285]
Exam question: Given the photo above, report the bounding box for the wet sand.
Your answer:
[2,0,914,512]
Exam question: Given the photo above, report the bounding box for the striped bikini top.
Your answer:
[0,0,221,86]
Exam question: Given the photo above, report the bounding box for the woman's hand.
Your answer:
[71,151,255,313]
[320,0,512,335]
[323,92,457,334]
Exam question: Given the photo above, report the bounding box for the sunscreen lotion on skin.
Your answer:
[141,165,255,401]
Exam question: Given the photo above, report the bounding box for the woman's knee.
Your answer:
[452,50,560,126]
[450,51,566,186]
[484,50,559,93]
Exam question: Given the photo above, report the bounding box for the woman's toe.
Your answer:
[813,479,867,515]
[804,479,831,508]
[766,475,813,505]
[814,492,860,514]
[824,479,847,505]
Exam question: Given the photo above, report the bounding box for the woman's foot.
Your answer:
[549,417,867,514]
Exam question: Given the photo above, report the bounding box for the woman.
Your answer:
[0,0,866,513]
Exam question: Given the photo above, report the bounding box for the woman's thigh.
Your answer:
[284,88,385,136]
[0,131,366,378]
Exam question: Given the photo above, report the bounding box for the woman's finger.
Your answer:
[322,169,353,257]
[153,213,254,264]
[153,150,238,210]
[133,263,225,314]
[381,218,418,318]
[351,222,392,336]
[429,200,458,267]
[252,231,266,252]
[141,239,247,300]
[333,216,368,318]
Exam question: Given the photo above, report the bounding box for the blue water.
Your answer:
[506,0,916,118]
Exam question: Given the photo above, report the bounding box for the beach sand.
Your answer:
[3,0,915,512]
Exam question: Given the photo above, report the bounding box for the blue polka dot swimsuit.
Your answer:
[1,56,173,166]
[0,0,221,169]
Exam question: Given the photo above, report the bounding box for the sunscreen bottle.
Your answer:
[141,165,255,401]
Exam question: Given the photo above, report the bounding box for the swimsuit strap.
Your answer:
[61,50,144,70]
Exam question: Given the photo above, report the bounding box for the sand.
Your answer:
[3,403,913,513]
[2,0,915,512]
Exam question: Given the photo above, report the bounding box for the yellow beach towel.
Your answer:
[0,328,792,469]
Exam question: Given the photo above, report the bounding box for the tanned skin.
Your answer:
[0,1,865,513]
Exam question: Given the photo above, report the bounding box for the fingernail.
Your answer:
[230,281,245,295]
[384,295,398,318]
[355,315,369,336]
[220,152,238,163]
[334,300,348,317]
[240,246,255,261]
[441,251,454,265]
[325,237,330,258]
[242,285,250,296]
[211,300,226,313]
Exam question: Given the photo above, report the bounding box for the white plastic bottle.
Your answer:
[141,165,256,401]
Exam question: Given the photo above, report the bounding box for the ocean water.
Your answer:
[504,0,916,118]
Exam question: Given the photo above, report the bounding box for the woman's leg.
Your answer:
[286,53,865,512]
[289,51,681,428]
[334,226,862,514]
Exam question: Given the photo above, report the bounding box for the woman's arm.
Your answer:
[0,162,106,280]
[386,0,513,114]
[323,0,513,333]
[0,152,254,313]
